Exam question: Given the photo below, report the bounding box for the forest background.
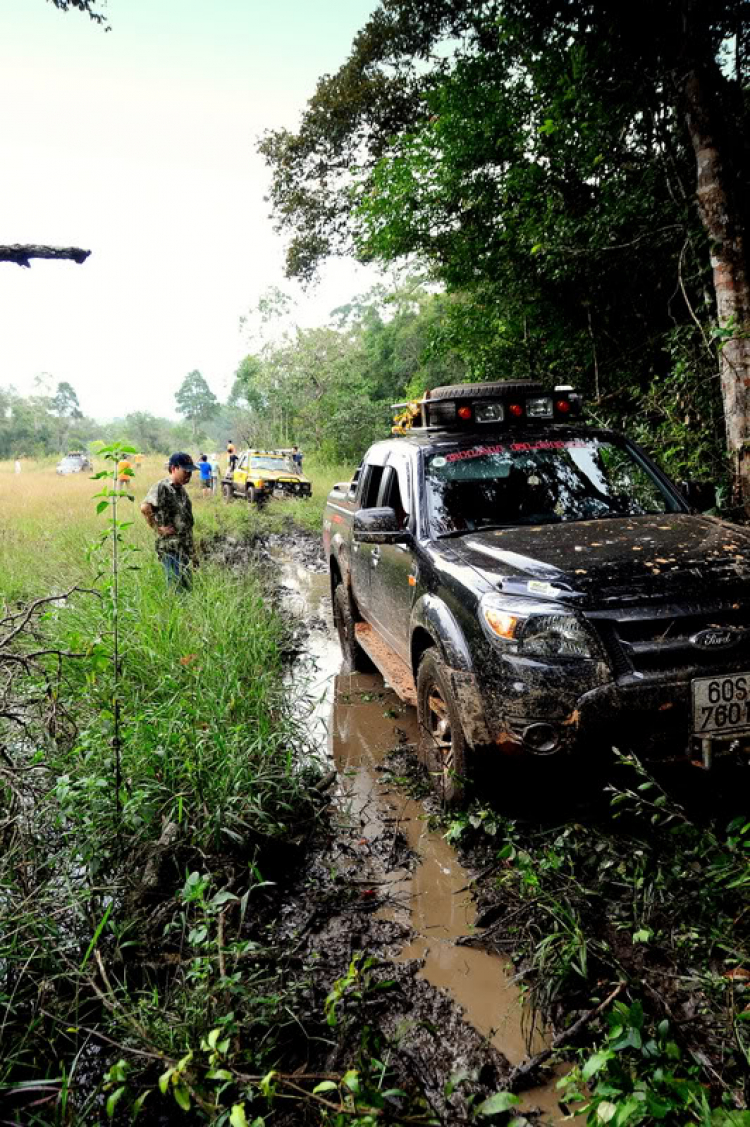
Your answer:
[7,0,750,503]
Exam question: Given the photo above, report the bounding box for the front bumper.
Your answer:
[484,666,750,765]
[273,481,311,497]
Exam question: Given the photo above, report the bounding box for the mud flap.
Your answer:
[449,670,492,747]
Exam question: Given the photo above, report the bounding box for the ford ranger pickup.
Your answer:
[323,380,750,804]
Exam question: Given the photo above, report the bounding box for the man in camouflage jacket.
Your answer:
[140,452,199,588]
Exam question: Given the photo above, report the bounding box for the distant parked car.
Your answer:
[56,451,92,474]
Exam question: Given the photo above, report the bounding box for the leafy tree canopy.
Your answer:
[52,381,83,419]
[261,0,749,282]
[174,370,220,441]
[46,0,109,26]
[260,0,750,490]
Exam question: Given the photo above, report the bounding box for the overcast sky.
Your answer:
[0,0,381,420]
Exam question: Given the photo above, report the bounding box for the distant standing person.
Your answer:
[140,452,199,589]
[14,458,21,474]
[210,454,220,494]
[227,441,238,472]
[292,445,303,471]
[117,457,133,490]
[198,453,212,498]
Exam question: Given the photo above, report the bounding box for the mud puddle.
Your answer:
[272,539,569,1121]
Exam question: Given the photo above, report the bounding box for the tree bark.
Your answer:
[0,245,91,267]
[681,65,750,509]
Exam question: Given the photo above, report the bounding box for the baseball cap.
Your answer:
[168,452,200,471]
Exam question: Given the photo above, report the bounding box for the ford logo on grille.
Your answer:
[690,627,744,650]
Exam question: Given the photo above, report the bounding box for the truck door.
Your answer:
[366,458,416,662]
[351,459,388,618]
[234,452,248,488]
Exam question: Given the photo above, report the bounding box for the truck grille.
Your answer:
[587,603,750,677]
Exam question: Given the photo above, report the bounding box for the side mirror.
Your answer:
[353,507,411,544]
[681,480,717,513]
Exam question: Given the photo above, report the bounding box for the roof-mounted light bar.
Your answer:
[391,387,583,434]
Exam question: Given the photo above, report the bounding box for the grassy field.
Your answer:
[0,450,355,1123]
[0,454,353,600]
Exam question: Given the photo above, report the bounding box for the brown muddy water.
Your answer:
[274,546,570,1122]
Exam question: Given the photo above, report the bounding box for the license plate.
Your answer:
[692,672,750,735]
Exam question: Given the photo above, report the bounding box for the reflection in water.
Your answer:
[330,672,569,1122]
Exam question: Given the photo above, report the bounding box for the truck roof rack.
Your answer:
[391,384,583,434]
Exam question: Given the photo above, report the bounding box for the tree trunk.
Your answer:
[682,64,750,509]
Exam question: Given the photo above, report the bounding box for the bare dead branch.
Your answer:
[507,982,626,1091]
[0,245,91,268]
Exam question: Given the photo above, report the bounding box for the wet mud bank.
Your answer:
[270,531,571,1122]
[270,526,750,1121]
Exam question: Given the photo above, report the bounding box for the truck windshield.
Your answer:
[249,458,290,471]
[425,438,681,536]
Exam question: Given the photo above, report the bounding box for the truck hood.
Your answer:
[447,514,750,605]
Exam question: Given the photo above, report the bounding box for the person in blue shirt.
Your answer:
[198,454,212,498]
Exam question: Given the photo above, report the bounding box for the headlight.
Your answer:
[479,593,597,660]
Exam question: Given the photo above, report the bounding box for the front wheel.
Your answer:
[333,584,372,672]
[246,485,256,504]
[417,650,469,806]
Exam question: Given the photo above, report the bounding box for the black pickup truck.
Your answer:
[323,380,750,804]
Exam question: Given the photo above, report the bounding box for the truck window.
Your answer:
[425,438,679,536]
[385,454,411,519]
[360,464,386,508]
[377,466,408,528]
[348,467,362,499]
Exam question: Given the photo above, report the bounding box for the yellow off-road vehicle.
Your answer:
[221,449,312,505]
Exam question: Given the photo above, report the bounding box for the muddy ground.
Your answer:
[251,526,750,1124]
[54,525,743,1125]
[224,528,569,1124]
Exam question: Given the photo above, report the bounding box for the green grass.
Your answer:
[441,761,750,1122]
[0,456,344,1122]
[0,454,352,601]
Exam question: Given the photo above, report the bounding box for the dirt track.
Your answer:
[268,527,750,1122]
[271,533,578,1122]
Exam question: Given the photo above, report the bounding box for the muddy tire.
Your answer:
[417,650,469,806]
[428,380,545,400]
[333,585,372,672]
[246,485,256,504]
[222,483,234,504]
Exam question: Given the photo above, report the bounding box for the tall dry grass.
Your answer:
[0,455,238,600]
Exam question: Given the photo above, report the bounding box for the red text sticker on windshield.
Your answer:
[445,440,587,462]
[445,444,506,463]
[510,440,587,451]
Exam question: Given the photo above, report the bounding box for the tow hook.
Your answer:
[696,736,744,769]
[700,737,713,770]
